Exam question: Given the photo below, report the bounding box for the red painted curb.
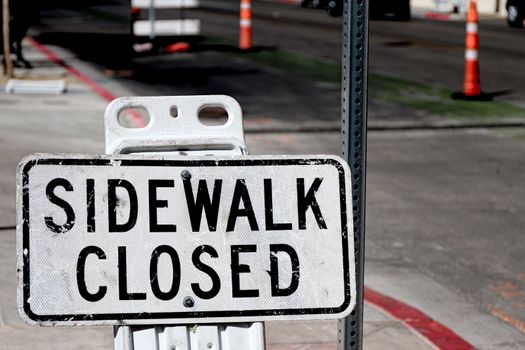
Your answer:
[26,37,147,128]
[267,344,334,350]
[365,287,475,350]
[424,12,452,20]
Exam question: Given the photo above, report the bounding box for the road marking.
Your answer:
[490,281,525,300]
[364,287,475,350]
[490,307,525,334]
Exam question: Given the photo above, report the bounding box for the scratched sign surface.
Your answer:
[17,154,355,326]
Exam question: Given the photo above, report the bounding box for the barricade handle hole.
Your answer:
[117,106,150,128]
[170,106,179,118]
[198,105,229,126]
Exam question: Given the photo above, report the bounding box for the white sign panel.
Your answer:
[131,0,199,8]
[17,154,355,326]
[133,19,200,37]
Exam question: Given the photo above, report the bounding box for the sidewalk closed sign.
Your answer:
[17,155,356,326]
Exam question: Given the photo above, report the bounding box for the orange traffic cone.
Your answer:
[452,0,492,101]
[239,0,252,51]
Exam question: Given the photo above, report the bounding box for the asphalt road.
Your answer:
[7,0,525,345]
[34,0,525,109]
[195,0,525,105]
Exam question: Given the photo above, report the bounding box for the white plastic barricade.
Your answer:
[16,96,356,349]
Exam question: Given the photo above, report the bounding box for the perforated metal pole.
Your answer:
[338,0,368,349]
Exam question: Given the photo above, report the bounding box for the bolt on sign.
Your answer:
[16,154,356,326]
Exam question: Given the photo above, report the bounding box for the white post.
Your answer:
[149,0,156,40]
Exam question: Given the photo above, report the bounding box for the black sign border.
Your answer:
[21,157,351,323]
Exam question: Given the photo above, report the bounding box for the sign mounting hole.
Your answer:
[118,107,150,128]
[170,106,179,118]
[198,106,229,126]
[183,296,195,308]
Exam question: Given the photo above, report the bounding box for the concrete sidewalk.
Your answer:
[0,39,451,349]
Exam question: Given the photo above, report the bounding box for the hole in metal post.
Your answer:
[118,107,150,128]
[198,106,229,126]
